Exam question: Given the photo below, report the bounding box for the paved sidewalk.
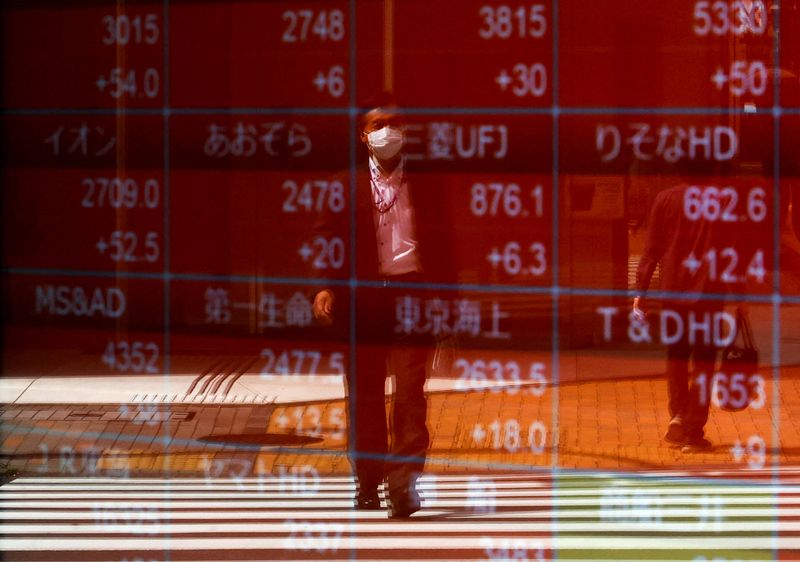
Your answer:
[3,364,799,478]
[3,302,799,477]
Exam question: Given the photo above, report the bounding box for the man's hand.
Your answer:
[313,290,335,326]
[632,296,646,321]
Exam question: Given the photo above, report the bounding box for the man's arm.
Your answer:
[634,190,670,313]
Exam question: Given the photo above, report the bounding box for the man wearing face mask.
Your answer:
[313,105,431,518]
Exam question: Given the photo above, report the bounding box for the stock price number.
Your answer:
[455,358,547,395]
[96,67,160,99]
[298,236,345,270]
[276,405,345,441]
[730,434,767,468]
[600,488,664,525]
[312,66,345,98]
[695,372,766,410]
[479,5,547,39]
[260,348,345,377]
[693,1,767,36]
[283,520,344,553]
[487,241,547,277]
[96,231,160,264]
[684,185,767,223]
[480,537,544,562]
[471,182,544,219]
[101,340,160,373]
[682,247,766,284]
[495,63,547,97]
[94,503,160,534]
[82,177,160,210]
[473,418,548,453]
[282,9,345,42]
[282,179,345,213]
[711,61,768,97]
[102,14,160,45]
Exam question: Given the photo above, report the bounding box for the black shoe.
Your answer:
[681,437,713,453]
[388,485,421,518]
[664,418,686,446]
[355,489,382,510]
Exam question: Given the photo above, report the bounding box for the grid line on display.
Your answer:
[0,6,795,558]
[770,2,783,559]
[550,0,561,556]
[162,2,174,560]
[348,1,358,560]
[162,0,172,386]
[0,106,787,116]
[1,266,790,304]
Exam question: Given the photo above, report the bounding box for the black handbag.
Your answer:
[718,307,760,412]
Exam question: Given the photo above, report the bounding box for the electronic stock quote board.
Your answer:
[1,1,800,561]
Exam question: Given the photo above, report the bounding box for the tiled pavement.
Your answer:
[3,302,799,478]
[2,363,800,479]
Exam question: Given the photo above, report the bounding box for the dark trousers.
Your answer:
[348,277,431,493]
[665,304,719,439]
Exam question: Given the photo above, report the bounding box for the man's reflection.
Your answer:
[313,104,431,518]
[634,183,724,452]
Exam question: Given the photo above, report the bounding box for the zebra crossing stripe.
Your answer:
[2,497,796,509]
[3,517,800,536]
[1,471,797,557]
[0,536,795,550]
[1,507,796,520]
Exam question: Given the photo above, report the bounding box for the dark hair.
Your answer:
[359,92,401,132]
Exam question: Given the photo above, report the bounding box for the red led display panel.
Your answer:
[356,0,553,107]
[781,1,800,106]
[559,113,775,292]
[1,3,164,109]
[559,0,774,108]
[1,115,164,272]
[1,1,799,558]
[353,114,553,285]
[169,113,349,277]
[782,114,800,295]
[560,293,776,471]
[2,275,164,376]
[780,303,800,499]
[169,1,350,108]
[170,279,349,373]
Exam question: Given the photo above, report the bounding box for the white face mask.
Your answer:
[367,126,403,159]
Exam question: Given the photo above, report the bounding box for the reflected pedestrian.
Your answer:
[634,183,723,452]
[313,103,432,517]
